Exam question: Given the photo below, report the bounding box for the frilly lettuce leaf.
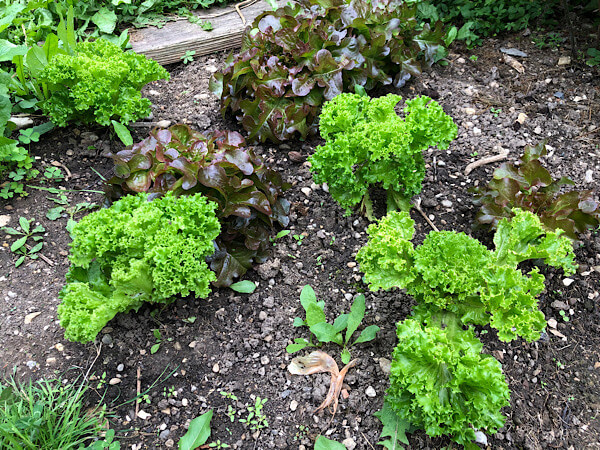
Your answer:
[106,124,290,287]
[388,318,509,447]
[309,93,456,215]
[357,209,577,342]
[356,212,416,291]
[40,39,168,127]
[493,208,577,275]
[58,192,220,342]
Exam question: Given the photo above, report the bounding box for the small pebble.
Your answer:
[342,438,357,450]
[365,386,376,397]
[379,358,391,375]
[109,378,121,385]
[300,187,312,197]
[562,278,574,287]
[441,200,453,208]
[117,363,124,372]
[290,400,298,411]
[547,318,558,329]
[212,363,220,373]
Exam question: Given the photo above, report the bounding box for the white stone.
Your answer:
[156,120,171,129]
[137,410,151,420]
[474,431,488,445]
[109,378,121,385]
[464,107,476,115]
[533,126,542,134]
[9,116,34,130]
[148,90,160,96]
[290,400,298,411]
[585,170,594,184]
[441,200,453,208]
[547,318,558,329]
[379,358,391,375]
[472,127,482,136]
[365,386,376,397]
[342,438,357,450]
[0,215,10,227]
[300,187,312,197]
[517,112,528,124]
[557,56,571,65]
[562,278,575,287]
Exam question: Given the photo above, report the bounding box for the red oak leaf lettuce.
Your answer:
[210,0,445,143]
[105,124,290,286]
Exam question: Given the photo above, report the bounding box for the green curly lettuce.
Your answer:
[356,208,576,342]
[309,93,457,216]
[388,318,510,447]
[58,192,220,343]
[39,38,169,127]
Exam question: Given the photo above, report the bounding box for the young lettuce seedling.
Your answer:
[286,285,379,364]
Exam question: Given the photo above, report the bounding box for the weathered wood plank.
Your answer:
[129,1,283,65]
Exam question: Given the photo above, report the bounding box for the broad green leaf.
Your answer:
[24,45,48,79]
[332,313,349,333]
[92,7,118,35]
[340,348,351,364]
[0,39,27,63]
[1,227,21,235]
[286,342,309,353]
[299,285,317,310]
[230,280,256,293]
[305,302,326,328]
[275,229,290,239]
[11,236,27,252]
[19,217,30,234]
[0,94,11,130]
[42,34,60,62]
[292,317,305,327]
[150,343,160,354]
[0,3,25,34]
[353,324,380,344]
[15,255,25,267]
[46,206,64,220]
[153,329,161,340]
[314,436,346,450]
[178,410,212,450]
[309,322,340,344]
[29,242,43,254]
[374,400,412,449]
[112,121,133,146]
[66,219,77,236]
[345,294,365,344]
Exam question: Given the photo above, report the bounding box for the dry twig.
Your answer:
[412,198,439,232]
[464,149,510,176]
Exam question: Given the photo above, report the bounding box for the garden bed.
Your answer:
[1,29,599,450]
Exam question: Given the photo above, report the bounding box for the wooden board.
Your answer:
[129,1,283,65]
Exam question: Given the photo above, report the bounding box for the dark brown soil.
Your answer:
[1,25,600,450]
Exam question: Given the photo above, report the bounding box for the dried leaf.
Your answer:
[288,351,357,416]
[24,311,41,324]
